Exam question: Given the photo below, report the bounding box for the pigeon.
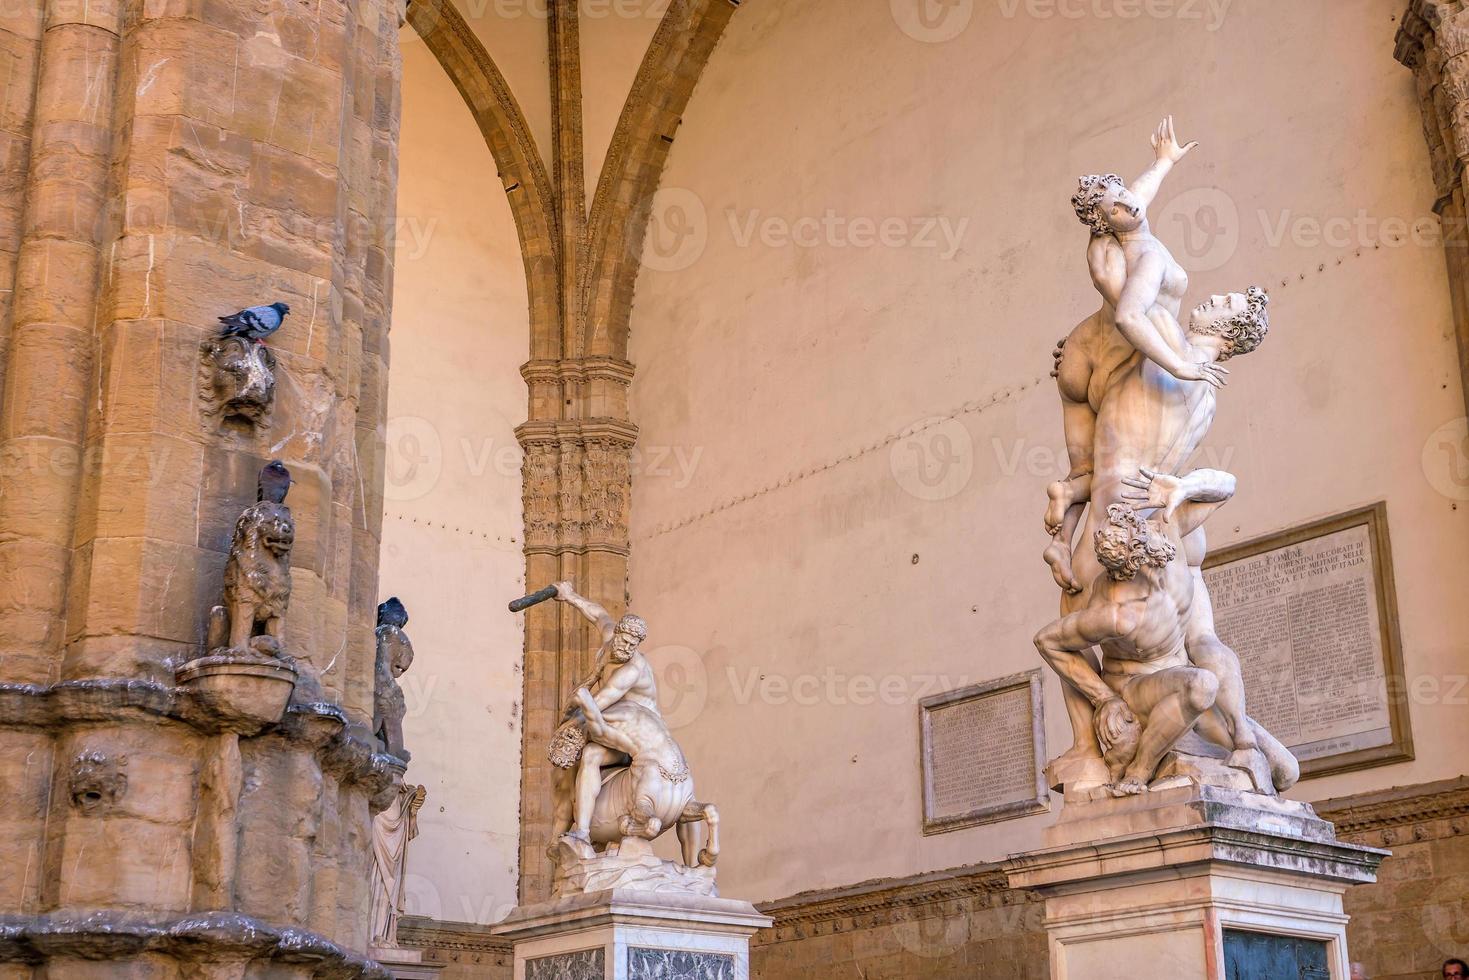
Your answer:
[219,302,290,342]
[258,460,292,504]
[377,596,408,629]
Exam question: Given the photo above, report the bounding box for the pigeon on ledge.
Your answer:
[258,460,292,504]
[219,302,290,342]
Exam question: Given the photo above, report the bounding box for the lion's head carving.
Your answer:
[200,335,277,426]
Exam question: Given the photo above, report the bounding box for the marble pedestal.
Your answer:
[491,889,772,980]
[370,946,445,979]
[1003,785,1387,980]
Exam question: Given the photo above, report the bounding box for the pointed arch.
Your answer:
[578,0,740,360]
[407,0,564,360]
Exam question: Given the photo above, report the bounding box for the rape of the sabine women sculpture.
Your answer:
[529,582,720,897]
[1034,117,1299,801]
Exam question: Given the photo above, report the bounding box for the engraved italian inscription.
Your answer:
[1203,505,1411,776]
[920,670,1048,833]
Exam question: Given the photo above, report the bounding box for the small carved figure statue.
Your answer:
[200,334,277,425]
[369,782,427,950]
[207,461,295,657]
[373,597,414,761]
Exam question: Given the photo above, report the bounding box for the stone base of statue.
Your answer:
[492,887,771,980]
[1003,783,1387,980]
[369,945,444,979]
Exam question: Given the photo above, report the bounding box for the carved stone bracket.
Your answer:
[516,416,638,557]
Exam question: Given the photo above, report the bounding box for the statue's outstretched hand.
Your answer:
[1120,467,1185,520]
[1151,115,1198,165]
[1170,358,1228,388]
[552,581,576,601]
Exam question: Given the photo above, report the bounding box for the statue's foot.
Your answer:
[1110,777,1148,797]
[1226,747,1275,795]
[1044,481,1072,536]
[1043,539,1082,595]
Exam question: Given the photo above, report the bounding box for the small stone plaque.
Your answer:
[628,947,735,980]
[527,946,604,980]
[1203,503,1412,779]
[920,670,1048,834]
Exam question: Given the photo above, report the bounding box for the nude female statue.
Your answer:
[1044,118,1228,596]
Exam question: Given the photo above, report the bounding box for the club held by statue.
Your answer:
[508,585,559,613]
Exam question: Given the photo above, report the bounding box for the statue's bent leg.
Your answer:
[1114,666,1218,794]
[573,742,617,839]
[1187,631,1256,750]
[1053,646,1105,767]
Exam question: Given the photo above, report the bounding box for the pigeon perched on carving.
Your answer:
[218,302,290,342]
[258,459,292,504]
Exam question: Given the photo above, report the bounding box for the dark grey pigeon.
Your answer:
[219,302,290,341]
[377,597,408,629]
[258,460,292,504]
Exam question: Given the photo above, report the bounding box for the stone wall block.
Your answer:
[0,437,85,541]
[0,730,52,912]
[189,733,241,911]
[68,537,211,661]
[0,538,68,679]
[75,433,203,548]
[0,2,44,42]
[0,31,42,137]
[92,319,200,439]
[12,238,99,331]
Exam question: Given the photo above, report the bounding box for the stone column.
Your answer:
[516,356,636,904]
[0,0,407,973]
[1397,0,1469,419]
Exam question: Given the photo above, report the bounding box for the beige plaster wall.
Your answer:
[580,1,664,202]
[627,0,1469,902]
[384,41,531,926]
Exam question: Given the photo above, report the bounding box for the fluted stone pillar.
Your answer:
[0,0,406,974]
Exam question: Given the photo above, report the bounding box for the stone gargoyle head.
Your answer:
[200,334,278,426]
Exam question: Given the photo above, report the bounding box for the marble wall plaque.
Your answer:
[527,946,605,980]
[919,669,1048,834]
[628,948,735,980]
[1203,503,1412,778]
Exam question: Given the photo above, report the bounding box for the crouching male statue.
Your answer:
[1034,469,1297,797]
[544,582,719,896]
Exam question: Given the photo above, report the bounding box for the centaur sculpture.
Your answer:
[513,582,719,896]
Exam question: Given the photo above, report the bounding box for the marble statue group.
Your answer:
[1035,117,1298,800]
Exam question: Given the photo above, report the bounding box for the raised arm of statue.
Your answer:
[1033,603,1134,708]
[1120,467,1236,538]
[1128,116,1196,210]
[553,581,617,643]
[1114,254,1227,388]
[575,688,640,757]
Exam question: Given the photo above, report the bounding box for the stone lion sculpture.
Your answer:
[373,597,414,761]
[207,461,294,656]
[199,334,277,426]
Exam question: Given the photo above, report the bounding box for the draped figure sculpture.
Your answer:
[1036,119,1299,798]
